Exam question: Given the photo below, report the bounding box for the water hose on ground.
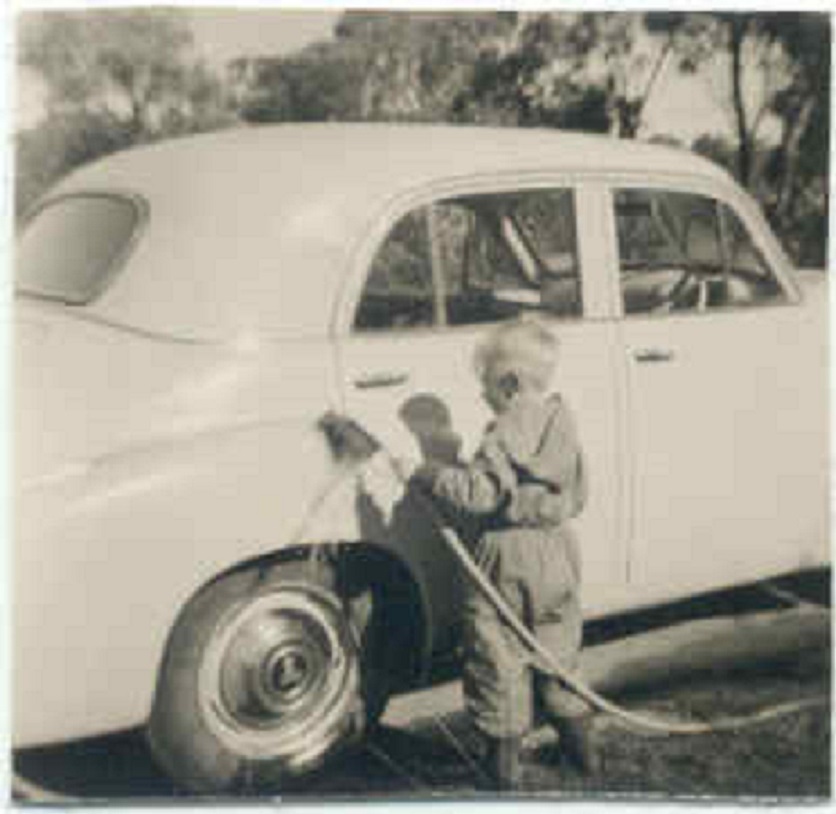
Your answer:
[12,771,75,803]
[319,412,829,737]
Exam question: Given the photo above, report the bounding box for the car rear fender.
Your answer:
[14,420,434,746]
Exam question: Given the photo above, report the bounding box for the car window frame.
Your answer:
[16,189,150,306]
[338,174,592,339]
[604,177,800,321]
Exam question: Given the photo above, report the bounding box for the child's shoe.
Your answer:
[480,735,523,792]
[555,714,602,776]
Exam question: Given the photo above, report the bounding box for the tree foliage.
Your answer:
[234,11,682,135]
[17,9,236,214]
[673,12,829,265]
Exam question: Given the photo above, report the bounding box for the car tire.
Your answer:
[147,558,369,793]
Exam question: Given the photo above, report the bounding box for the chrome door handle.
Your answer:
[353,371,410,389]
[633,348,675,363]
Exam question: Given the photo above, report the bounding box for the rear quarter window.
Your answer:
[16,193,145,305]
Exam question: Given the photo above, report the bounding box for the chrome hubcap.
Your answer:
[199,584,359,763]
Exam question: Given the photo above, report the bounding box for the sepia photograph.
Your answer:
[11,4,831,803]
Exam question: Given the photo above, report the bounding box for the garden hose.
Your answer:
[12,771,75,803]
[319,412,829,737]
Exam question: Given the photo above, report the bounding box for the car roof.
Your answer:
[48,124,732,340]
[58,123,729,197]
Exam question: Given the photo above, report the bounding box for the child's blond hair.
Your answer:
[473,316,559,393]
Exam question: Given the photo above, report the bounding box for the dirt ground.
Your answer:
[307,643,831,802]
[15,576,831,803]
[15,642,829,803]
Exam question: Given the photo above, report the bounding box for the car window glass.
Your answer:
[356,189,581,332]
[615,189,784,316]
[512,190,578,276]
[435,189,581,326]
[431,199,533,326]
[16,194,141,305]
[721,205,786,305]
[354,208,437,331]
[356,188,581,332]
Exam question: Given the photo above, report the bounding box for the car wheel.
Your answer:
[147,559,367,793]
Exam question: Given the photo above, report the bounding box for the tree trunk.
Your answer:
[621,34,674,139]
[775,96,816,222]
[730,17,752,186]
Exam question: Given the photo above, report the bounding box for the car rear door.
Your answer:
[607,182,826,604]
[335,180,628,652]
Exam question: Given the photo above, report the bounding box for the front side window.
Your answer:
[614,188,786,316]
[720,204,786,303]
[17,193,143,305]
[354,188,581,331]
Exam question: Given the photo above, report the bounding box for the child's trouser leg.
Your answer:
[462,577,530,790]
[534,595,601,775]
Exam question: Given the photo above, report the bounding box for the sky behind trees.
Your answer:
[18,7,765,144]
[17,9,338,127]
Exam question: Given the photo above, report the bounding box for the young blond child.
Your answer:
[413,317,596,790]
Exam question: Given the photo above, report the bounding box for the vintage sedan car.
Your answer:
[15,124,829,792]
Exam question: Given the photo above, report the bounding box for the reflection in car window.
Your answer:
[720,205,786,305]
[354,188,581,331]
[354,209,437,331]
[17,194,142,305]
[432,199,534,326]
[614,189,785,316]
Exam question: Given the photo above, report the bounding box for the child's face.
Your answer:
[481,366,516,414]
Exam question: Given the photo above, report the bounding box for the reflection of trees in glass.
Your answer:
[433,205,471,294]
[615,190,721,268]
[615,192,673,267]
[511,191,577,274]
[722,206,770,278]
[366,210,432,295]
[435,202,525,295]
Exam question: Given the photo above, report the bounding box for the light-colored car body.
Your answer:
[15,124,829,748]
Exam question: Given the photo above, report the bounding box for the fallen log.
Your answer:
[581,604,829,696]
[384,604,829,727]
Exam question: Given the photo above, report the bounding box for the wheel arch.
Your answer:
[153,540,431,701]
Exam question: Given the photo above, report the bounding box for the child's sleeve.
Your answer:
[506,399,588,526]
[416,432,517,516]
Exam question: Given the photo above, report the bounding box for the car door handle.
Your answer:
[353,371,410,389]
[633,348,675,363]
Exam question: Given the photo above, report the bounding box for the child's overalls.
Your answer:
[429,393,589,738]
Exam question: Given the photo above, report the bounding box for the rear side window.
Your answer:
[16,194,144,305]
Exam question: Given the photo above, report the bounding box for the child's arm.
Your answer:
[507,477,583,526]
[413,434,516,516]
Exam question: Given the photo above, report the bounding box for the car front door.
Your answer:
[610,183,823,603]
[336,182,627,656]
